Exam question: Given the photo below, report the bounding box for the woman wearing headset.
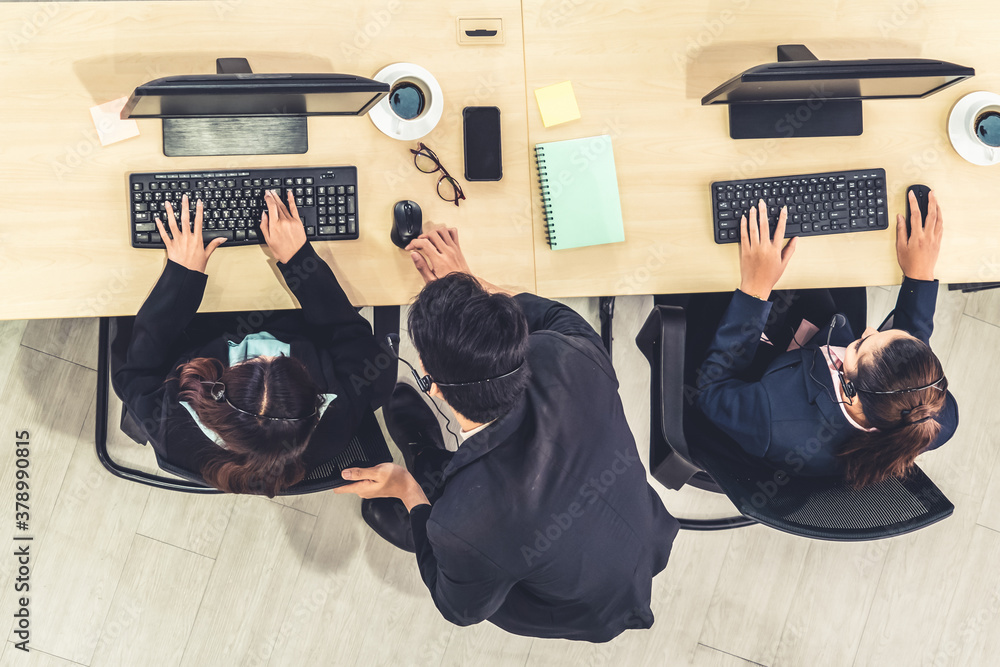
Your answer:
[112,191,390,497]
[693,191,958,488]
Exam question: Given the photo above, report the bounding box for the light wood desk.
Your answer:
[523,0,1000,297]
[0,0,534,319]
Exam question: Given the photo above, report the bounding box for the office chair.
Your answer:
[634,305,954,540]
[95,311,397,495]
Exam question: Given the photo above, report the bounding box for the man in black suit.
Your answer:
[335,228,679,642]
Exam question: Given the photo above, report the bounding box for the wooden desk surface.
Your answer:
[523,0,1000,297]
[0,0,534,319]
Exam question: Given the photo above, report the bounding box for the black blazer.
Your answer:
[408,294,680,643]
[696,278,959,476]
[112,242,391,476]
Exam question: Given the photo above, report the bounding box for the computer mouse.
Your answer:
[391,200,422,249]
[905,184,931,237]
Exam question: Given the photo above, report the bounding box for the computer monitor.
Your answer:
[701,44,975,139]
[121,58,390,156]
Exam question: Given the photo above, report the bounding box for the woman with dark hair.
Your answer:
[691,190,958,489]
[112,191,390,497]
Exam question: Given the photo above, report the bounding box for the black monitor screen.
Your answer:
[122,73,389,119]
[702,60,975,106]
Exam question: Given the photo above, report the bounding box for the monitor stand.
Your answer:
[728,45,863,140]
[162,58,308,157]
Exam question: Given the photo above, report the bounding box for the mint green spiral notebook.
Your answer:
[535,135,625,250]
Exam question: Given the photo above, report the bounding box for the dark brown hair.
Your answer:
[408,273,530,423]
[838,335,947,489]
[177,356,323,497]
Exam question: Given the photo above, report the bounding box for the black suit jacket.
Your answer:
[408,294,680,643]
[696,278,959,476]
[111,242,391,476]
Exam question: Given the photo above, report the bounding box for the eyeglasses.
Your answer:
[410,143,466,206]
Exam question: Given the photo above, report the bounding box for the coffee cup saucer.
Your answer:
[368,63,443,142]
[948,91,1000,166]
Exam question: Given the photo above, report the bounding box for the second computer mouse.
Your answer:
[391,200,422,249]
[905,184,931,237]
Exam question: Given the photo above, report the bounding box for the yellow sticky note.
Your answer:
[534,81,581,128]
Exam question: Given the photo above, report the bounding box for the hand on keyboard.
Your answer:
[738,199,798,301]
[261,189,308,264]
[155,194,227,274]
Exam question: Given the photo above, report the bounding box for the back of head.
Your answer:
[839,335,948,489]
[408,273,530,424]
[178,356,323,497]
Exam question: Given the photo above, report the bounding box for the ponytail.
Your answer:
[838,336,947,489]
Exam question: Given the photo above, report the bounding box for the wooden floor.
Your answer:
[1,286,999,667]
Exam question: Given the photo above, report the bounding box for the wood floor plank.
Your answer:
[0,349,95,639]
[963,284,1000,328]
[690,644,765,667]
[179,495,316,667]
[771,539,885,667]
[917,316,1000,502]
[698,526,811,665]
[866,285,897,327]
[927,286,969,366]
[21,318,98,371]
[137,488,235,559]
[1,642,87,667]
[0,320,27,391]
[6,410,149,663]
[89,535,214,667]
[851,491,980,666]
[442,623,532,667]
[264,494,401,667]
[927,525,1000,667]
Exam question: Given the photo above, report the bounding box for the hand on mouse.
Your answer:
[155,194,226,274]
[896,190,942,281]
[738,199,797,301]
[260,189,307,264]
[406,226,472,283]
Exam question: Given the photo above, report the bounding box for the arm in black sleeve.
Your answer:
[277,242,390,408]
[410,505,516,627]
[885,277,939,343]
[695,290,776,457]
[512,293,605,356]
[112,261,209,441]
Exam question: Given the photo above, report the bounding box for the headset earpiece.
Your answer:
[840,374,857,400]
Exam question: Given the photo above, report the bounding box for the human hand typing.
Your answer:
[260,189,307,264]
[155,194,226,273]
[738,199,798,301]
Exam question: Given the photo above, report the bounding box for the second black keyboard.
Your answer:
[711,168,888,244]
[129,166,359,248]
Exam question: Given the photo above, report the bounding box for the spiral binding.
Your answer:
[535,146,556,246]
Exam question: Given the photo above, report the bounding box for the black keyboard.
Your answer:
[128,166,359,248]
[711,168,888,244]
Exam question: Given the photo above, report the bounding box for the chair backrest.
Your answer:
[691,434,953,540]
[98,316,393,496]
[636,305,954,541]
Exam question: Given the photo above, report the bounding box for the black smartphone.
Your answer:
[463,106,502,181]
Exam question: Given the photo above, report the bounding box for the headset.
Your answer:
[822,315,945,402]
[200,380,318,421]
[384,333,523,393]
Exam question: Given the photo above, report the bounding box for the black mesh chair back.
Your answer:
[97,316,392,495]
[635,304,954,540]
